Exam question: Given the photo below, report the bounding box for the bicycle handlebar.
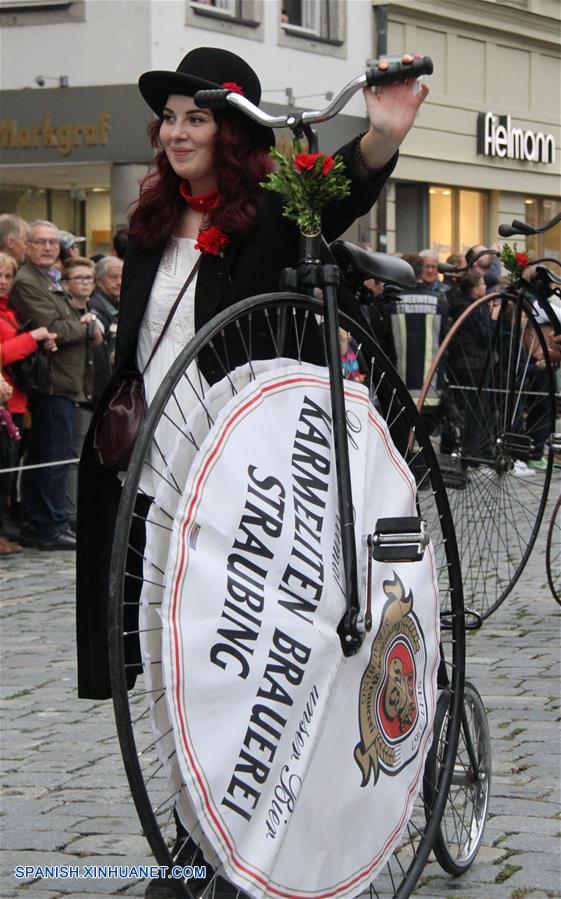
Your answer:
[498,212,561,238]
[438,248,498,275]
[194,55,433,131]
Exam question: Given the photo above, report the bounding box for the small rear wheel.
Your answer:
[424,681,491,876]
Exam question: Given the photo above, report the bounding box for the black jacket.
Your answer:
[76,140,397,699]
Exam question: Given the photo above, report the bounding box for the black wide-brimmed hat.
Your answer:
[138,47,275,149]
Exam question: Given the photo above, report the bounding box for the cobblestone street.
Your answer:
[1,482,560,899]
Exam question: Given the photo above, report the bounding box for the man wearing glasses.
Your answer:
[10,220,102,550]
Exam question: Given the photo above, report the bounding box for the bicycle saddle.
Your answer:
[534,265,561,286]
[330,240,416,288]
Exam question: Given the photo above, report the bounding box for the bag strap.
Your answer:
[0,311,22,331]
[141,256,201,375]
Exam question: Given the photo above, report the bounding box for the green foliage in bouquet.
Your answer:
[262,141,351,236]
[500,243,530,286]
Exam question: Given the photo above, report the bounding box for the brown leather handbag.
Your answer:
[93,369,146,470]
[93,258,200,471]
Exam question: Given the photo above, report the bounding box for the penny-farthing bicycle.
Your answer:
[417,215,560,621]
[108,60,487,898]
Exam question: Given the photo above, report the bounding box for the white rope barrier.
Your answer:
[0,457,80,475]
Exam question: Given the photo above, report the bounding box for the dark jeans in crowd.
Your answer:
[21,395,76,538]
[65,405,93,526]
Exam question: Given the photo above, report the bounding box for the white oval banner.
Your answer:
[155,363,439,898]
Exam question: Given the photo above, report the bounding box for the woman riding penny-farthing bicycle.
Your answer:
[76,48,489,899]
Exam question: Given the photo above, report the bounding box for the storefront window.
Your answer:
[428,185,486,260]
[459,190,486,255]
[428,187,452,259]
[524,197,561,262]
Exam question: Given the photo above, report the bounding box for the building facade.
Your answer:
[1,0,559,258]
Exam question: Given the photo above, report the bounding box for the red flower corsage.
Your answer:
[195,225,230,257]
[222,81,244,95]
[515,252,529,268]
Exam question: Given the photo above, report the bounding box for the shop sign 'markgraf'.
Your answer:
[477,112,555,165]
[0,113,110,157]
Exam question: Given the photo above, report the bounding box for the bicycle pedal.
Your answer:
[500,432,533,459]
[548,432,561,453]
[369,517,429,563]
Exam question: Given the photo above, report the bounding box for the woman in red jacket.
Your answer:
[0,251,57,548]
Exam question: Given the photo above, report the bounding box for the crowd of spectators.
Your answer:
[0,211,553,554]
[0,214,126,554]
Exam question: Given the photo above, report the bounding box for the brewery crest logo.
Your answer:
[355,571,429,786]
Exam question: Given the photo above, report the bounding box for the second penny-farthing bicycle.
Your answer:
[417,214,560,621]
[108,60,489,898]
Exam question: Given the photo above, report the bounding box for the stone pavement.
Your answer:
[1,481,560,899]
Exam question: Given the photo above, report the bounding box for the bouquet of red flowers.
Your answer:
[262,142,350,236]
[500,243,530,286]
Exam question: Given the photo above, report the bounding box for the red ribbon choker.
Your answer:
[179,182,222,212]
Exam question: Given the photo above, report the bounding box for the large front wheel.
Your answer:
[108,293,465,899]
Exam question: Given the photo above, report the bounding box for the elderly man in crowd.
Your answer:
[89,256,122,365]
[0,213,30,266]
[10,220,103,550]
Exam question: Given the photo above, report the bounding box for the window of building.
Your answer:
[396,184,487,260]
[524,196,561,262]
[429,186,487,260]
[188,0,262,33]
[0,0,84,25]
[279,0,345,55]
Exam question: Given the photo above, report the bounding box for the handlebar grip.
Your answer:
[498,219,536,238]
[194,89,231,109]
[438,263,459,274]
[511,219,536,234]
[498,224,518,238]
[365,56,433,88]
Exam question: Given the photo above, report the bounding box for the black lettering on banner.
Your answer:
[257,671,294,706]
[210,465,285,677]
[209,643,250,680]
[291,685,319,761]
[233,523,274,560]
[243,726,278,763]
[247,466,286,517]
[215,609,260,663]
[249,704,287,739]
[292,461,329,510]
[222,775,261,821]
[278,565,322,623]
[226,575,264,613]
[265,765,303,840]
[221,630,312,822]
[227,553,267,589]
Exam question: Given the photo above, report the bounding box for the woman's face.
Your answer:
[0,263,15,295]
[160,94,219,193]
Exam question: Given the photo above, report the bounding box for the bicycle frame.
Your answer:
[281,231,363,654]
[194,59,434,655]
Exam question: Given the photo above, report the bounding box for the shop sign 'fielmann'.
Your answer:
[477,112,555,165]
[0,113,110,156]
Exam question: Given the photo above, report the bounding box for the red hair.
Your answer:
[128,111,274,249]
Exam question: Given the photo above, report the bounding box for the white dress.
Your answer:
[136,236,208,497]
